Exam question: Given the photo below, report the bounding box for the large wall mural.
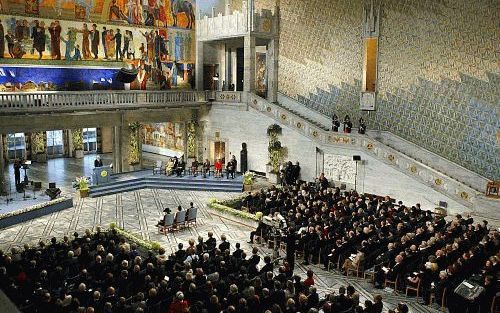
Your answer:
[142,122,184,157]
[0,0,196,91]
[1,0,195,29]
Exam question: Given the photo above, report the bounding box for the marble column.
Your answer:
[267,38,279,102]
[183,122,189,161]
[243,35,256,92]
[112,126,123,173]
[195,41,204,91]
[218,43,226,90]
[231,49,237,89]
[66,129,74,158]
[0,134,4,183]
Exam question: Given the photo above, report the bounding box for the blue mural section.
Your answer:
[0,66,124,91]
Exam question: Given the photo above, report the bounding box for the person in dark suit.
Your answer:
[479,275,496,313]
[13,159,21,186]
[205,232,217,252]
[232,243,243,259]
[358,117,367,134]
[372,294,383,313]
[94,155,103,168]
[343,115,352,133]
[331,113,340,132]
[226,155,237,179]
[218,234,230,253]
[286,227,297,274]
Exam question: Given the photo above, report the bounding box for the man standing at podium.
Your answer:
[13,159,21,186]
[94,155,103,168]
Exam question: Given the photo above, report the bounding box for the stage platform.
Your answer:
[0,191,55,216]
[88,170,244,197]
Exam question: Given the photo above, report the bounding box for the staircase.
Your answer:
[89,173,243,197]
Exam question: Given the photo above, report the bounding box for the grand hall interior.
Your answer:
[0,0,498,312]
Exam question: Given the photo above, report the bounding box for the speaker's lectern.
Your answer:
[93,166,112,185]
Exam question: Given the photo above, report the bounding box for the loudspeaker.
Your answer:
[439,201,448,208]
[116,68,139,83]
[240,142,248,173]
[353,155,361,161]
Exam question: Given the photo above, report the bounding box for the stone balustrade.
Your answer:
[0,90,210,114]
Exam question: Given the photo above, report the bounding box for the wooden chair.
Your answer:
[385,274,400,292]
[405,278,421,297]
[347,259,365,277]
[327,254,340,272]
[174,210,187,229]
[153,160,165,175]
[186,207,198,226]
[158,213,175,235]
[364,267,376,283]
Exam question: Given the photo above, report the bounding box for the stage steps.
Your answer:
[88,175,243,197]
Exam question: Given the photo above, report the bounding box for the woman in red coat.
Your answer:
[168,291,189,313]
[214,159,222,178]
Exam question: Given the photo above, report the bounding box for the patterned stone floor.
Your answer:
[0,187,442,313]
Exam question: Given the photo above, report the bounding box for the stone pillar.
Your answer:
[219,43,226,90]
[113,126,123,173]
[195,41,204,91]
[0,134,4,183]
[231,49,237,89]
[67,129,74,157]
[183,122,189,162]
[267,38,279,102]
[243,35,256,92]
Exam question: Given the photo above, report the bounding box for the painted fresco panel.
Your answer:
[2,0,195,29]
[0,13,195,90]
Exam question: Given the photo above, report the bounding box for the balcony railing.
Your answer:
[0,90,211,114]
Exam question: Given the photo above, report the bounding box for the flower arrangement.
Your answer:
[243,171,255,186]
[267,124,282,137]
[0,197,69,220]
[207,199,259,221]
[187,121,197,158]
[128,122,142,165]
[109,223,161,251]
[72,129,84,151]
[75,176,90,190]
[267,124,285,173]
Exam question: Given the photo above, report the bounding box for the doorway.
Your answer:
[83,128,97,154]
[46,130,64,157]
[203,64,219,91]
[6,133,26,160]
[211,141,226,165]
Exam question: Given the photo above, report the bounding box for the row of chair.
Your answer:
[157,207,198,235]
[153,160,231,177]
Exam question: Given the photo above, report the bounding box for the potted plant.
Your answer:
[72,129,84,159]
[32,132,47,163]
[243,171,255,191]
[75,176,90,198]
[267,124,285,184]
